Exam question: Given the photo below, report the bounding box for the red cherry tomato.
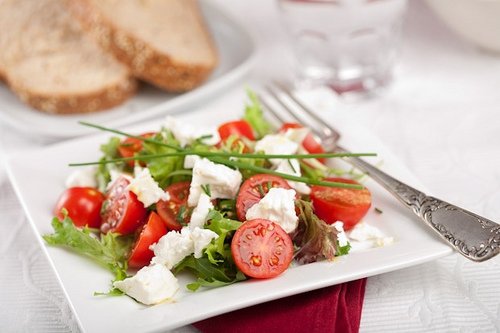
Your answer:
[235,174,292,221]
[117,132,156,167]
[231,219,294,279]
[310,177,371,230]
[100,176,148,235]
[218,120,255,141]
[279,123,326,163]
[54,187,105,228]
[128,212,168,269]
[156,181,191,231]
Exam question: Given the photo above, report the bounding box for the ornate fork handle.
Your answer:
[341,149,500,262]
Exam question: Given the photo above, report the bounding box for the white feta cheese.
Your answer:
[113,264,178,305]
[332,221,349,247]
[254,134,299,166]
[349,222,385,241]
[245,188,298,233]
[348,222,394,251]
[189,193,213,230]
[275,159,311,195]
[283,127,310,144]
[191,227,219,258]
[187,158,242,207]
[183,154,201,169]
[150,228,194,269]
[65,167,98,188]
[164,116,220,147]
[255,132,314,195]
[127,167,170,207]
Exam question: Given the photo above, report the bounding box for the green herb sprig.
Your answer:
[76,122,376,190]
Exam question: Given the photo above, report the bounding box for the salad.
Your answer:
[44,91,379,306]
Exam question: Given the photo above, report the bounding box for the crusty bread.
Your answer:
[0,0,137,114]
[67,0,218,93]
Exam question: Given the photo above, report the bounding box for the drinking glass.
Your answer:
[278,0,408,96]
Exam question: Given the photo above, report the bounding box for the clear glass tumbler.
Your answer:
[278,0,408,96]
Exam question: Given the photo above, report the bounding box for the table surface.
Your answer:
[1,1,500,332]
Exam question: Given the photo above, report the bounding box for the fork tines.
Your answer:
[258,82,340,144]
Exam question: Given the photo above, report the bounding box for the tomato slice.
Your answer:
[156,181,191,231]
[128,212,168,269]
[310,177,371,230]
[117,132,156,167]
[231,218,294,279]
[235,174,292,221]
[218,120,255,141]
[100,176,148,235]
[54,187,105,228]
[279,122,326,163]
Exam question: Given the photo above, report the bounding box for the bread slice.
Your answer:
[0,0,137,114]
[67,0,218,93]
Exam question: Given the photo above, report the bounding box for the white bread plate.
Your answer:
[0,2,255,140]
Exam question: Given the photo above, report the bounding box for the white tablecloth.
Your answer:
[1,1,499,332]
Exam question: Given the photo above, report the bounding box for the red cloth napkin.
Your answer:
[193,278,366,333]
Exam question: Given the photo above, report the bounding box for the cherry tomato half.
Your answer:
[279,123,326,163]
[128,212,168,269]
[117,132,156,168]
[54,187,105,228]
[231,218,294,279]
[235,174,292,221]
[156,181,191,231]
[310,177,371,230]
[218,120,255,141]
[100,176,148,235]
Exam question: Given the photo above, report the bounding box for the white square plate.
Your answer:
[6,89,452,332]
[0,2,255,140]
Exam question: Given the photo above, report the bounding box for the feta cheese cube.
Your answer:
[183,154,201,169]
[127,167,170,207]
[254,134,299,166]
[283,127,310,144]
[188,158,242,207]
[245,188,298,233]
[150,228,194,269]
[164,116,220,147]
[191,227,219,258]
[275,159,311,195]
[332,221,349,247]
[65,167,98,188]
[189,193,214,230]
[348,222,394,251]
[113,264,178,305]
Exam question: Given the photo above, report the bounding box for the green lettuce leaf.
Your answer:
[205,210,242,234]
[140,130,187,188]
[173,210,245,291]
[43,212,134,290]
[292,200,350,264]
[243,89,273,139]
[96,137,123,192]
[336,242,351,256]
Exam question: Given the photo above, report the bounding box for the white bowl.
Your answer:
[425,0,500,54]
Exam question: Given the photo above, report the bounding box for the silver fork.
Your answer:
[260,82,500,262]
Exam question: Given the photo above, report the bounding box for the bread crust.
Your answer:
[8,76,137,115]
[67,0,218,93]
[0,0,137,115]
